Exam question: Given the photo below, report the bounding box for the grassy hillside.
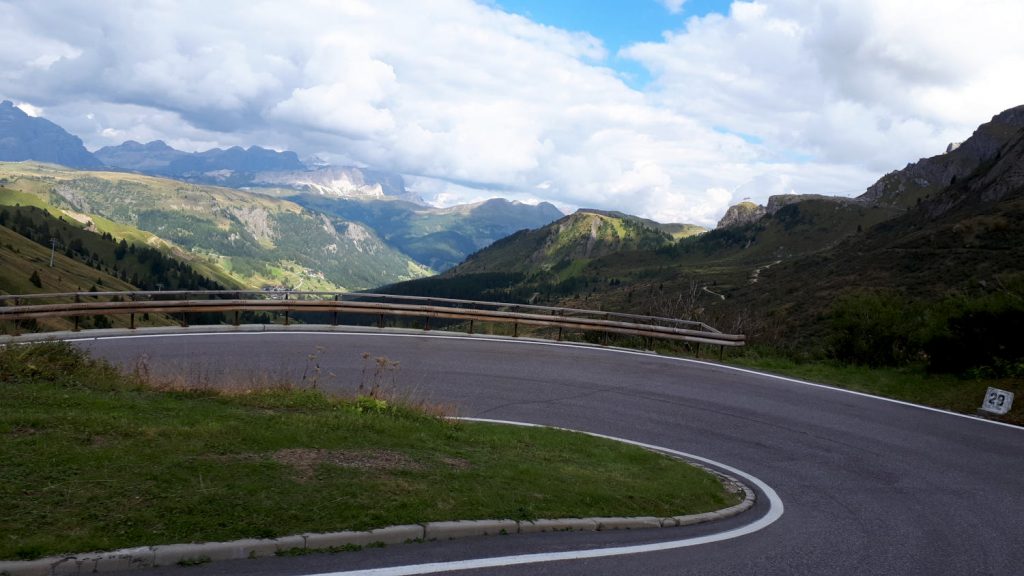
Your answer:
[1,205,223,292]
[0,164,431,291]
[455,210,675,274]
[0,221,143,333]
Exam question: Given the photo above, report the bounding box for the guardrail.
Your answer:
[0,291,745,354]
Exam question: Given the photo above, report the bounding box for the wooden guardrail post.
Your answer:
[332,294,339,326]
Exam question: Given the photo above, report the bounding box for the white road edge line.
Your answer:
[296,418,783,576]
[71,329,1023,431]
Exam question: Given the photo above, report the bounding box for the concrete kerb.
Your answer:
[0,480,756,576]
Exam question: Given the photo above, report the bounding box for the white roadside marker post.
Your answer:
[980,387,1014,416]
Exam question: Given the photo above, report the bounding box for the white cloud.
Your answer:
[659,0,687,14]
[0,0,1022,228]
[13,102,42,117]
[624,0,1024,174]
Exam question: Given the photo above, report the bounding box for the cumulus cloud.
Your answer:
[624,0,1024,173]
[0,0,1021,227]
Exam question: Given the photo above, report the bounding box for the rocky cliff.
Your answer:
[859,105,1024,209]
[0,101,104,169]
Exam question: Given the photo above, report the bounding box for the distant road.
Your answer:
[76,330,1024,576]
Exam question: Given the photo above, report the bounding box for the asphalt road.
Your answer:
[74,329,1024,576]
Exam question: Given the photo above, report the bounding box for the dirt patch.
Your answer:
[270,449,424,481]
[440,456,471,470]
[208,449,471,481]
[7,425,38,437]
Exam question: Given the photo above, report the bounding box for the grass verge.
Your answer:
[725,351,1023,426]
[0,342,740,561]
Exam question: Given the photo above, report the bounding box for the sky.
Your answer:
[2,0,1023,227]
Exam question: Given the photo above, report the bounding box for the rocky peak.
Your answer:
[717,201,766,228]
[0,101,104,169]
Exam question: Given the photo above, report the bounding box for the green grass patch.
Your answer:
[0,342,740,560]
[726,352,1023,426]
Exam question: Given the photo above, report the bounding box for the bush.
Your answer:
[924,299,1024,375]
[827,291,920,366]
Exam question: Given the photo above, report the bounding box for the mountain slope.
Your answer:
[0,101,103,169]
[0,163,431,291]
[384,105,1024,347]
[290,196,564,271]
[451,209,676,275]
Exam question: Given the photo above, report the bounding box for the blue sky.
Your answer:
[496,0,732,86]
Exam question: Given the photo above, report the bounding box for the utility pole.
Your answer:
[49,238,56,267]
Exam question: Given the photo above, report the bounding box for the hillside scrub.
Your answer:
[826,282,1024,377]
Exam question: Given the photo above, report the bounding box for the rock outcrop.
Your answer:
[717,201,766,228]
[859,105,1024,209]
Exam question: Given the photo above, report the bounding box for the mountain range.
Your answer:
[0,103,567,290]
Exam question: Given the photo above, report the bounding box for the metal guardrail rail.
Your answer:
[0,290,745,351]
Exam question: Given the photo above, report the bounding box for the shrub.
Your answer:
[827,291,920,366]
[924,299,1024,375]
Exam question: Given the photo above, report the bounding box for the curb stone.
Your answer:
[0,476,755,576]
[424,520,518,540]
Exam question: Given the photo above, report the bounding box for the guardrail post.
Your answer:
[284,292,290,326]
[130,312,135,329]
[332,294,339,326]
[468,319,474,334]
[181,292,189,327]
[73,315,79,331]
[424,315,430,331]
[379,314,384,329]
[233,310,239,327]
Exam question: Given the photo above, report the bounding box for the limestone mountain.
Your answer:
[93,140,188,171]
[0,101,104,169]
[96,141,306,187]
[253,166,419,202]
[96,139,422,201]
